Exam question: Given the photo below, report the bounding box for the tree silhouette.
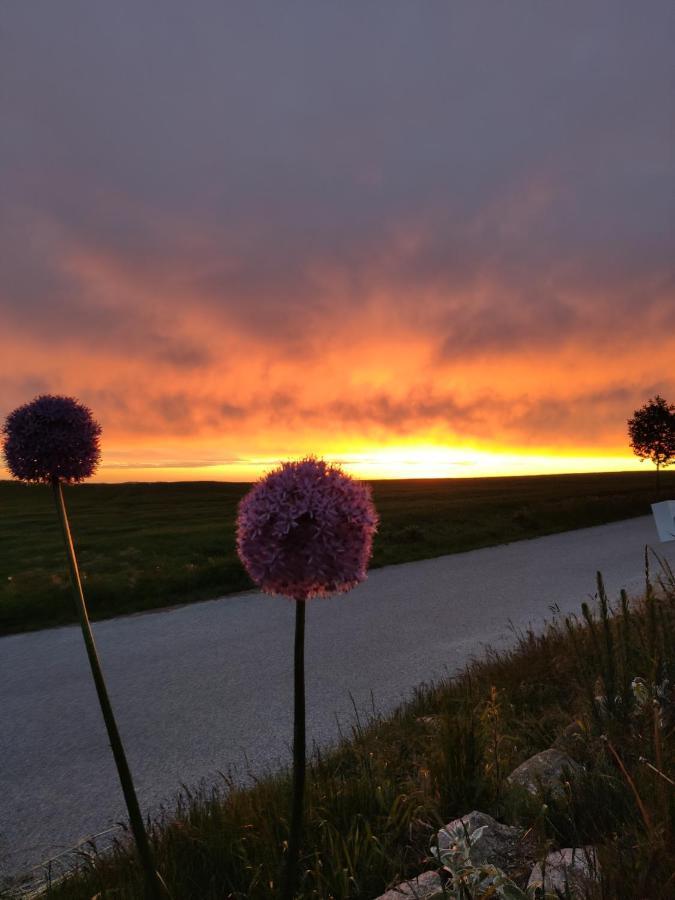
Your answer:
[628,395,675,488]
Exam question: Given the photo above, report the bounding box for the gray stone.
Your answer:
[527,847,599,896]
[374,870,444,899]
[507,748,583,798]
[437,810,524,870]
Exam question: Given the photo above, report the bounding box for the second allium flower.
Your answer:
[237,456,378,600]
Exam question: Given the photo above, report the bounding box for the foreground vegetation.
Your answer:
[2,470,674,634]
[33,556,674,899]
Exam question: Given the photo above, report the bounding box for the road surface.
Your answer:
[1,514,673,885]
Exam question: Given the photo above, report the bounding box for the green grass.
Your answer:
[34,561,675,899]
[1,470,673,635]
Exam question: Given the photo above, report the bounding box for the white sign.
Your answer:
[651,500,675,543]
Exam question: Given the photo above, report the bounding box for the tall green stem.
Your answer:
[283,598,306,900]
[52,480,165,900]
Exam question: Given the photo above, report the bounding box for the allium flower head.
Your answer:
[237,457,378,600]
[2,394,101,483]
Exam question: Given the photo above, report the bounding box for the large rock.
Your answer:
[527,847,599,896]
[507,748,583,798]
[437,810,524,870]
[373,870,444,899]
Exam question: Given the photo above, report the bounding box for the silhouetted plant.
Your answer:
[237,457,378,900]
[2,395,166,900]
[628,395,675,488]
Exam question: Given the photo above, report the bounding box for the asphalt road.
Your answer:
[1,514,673,885]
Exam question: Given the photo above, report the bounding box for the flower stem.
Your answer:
[52,479,166,899]
[283,597,306,900]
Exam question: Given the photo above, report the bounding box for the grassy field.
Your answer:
[34,564,675,899]
[1,470,673,635]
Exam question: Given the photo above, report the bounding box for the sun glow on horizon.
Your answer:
[8,443,644,484]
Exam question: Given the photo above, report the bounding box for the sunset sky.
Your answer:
[1,2,674,482]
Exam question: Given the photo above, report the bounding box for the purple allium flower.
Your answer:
[2,395,101,483]
[237,457,378,600]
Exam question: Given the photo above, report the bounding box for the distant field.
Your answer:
[0,470,672,635]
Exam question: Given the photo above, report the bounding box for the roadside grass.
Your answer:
[1,470,673,635]
[36,558,675,899]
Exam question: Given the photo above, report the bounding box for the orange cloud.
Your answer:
[2,229,673,482]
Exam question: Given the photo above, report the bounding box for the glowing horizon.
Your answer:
[0,443,651,485]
